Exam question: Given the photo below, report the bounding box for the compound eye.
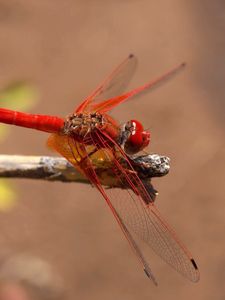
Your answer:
[124,120,150,154]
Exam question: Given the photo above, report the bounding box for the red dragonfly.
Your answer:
[0,55,199,285]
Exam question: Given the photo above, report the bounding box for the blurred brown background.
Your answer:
[0,0,225,299]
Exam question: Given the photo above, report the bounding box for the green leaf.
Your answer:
[0,82,38,111]
[0,180,16,211]
[0,82,39,141]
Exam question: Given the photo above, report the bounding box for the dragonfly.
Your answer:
[0,55,199,285]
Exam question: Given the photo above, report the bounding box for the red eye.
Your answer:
[124,120,150,154]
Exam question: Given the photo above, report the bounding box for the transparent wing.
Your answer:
[48,131,199,284]
[91,130,199,282]
[75,54,137,113]
[91,63,185,114]
[76,55,185,114]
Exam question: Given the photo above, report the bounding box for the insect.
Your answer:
[0,55,199,285]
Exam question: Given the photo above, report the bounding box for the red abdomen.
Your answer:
[0,108,64,133]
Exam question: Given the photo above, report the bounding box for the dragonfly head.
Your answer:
[123,119,150,154]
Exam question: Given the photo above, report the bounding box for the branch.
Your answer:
[0,155,86,183]
[0,154,170,185]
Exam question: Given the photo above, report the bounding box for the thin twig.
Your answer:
[0,155,85,183]
[0,153,170,185]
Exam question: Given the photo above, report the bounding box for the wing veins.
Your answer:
[93,129,199,282]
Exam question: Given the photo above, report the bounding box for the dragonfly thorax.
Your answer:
[62,112,106,137]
